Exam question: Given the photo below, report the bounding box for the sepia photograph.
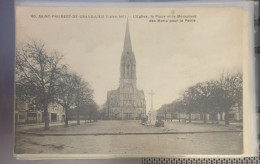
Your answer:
[14,6,249,158]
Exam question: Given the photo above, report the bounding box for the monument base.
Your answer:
[145,110,156,126]
[145,121,156,126]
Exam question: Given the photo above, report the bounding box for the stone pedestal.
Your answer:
[147,110,156,125]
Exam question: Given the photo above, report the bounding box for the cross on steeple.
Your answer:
[148,90,155,111]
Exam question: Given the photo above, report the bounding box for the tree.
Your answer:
[16,40,64,130]
[166,99,185,122]
[167,103,175,122]
[56,70,78,127]
[98,102,109,120]
[156,71,242,125]
[73,75,94,125]
[173,99,185,122]
[157,104,167,120]
[86,102,99,122]
[158,104,169,121]
[55,67,96,126]
[193,81,217,124]
[215,72,242,125]
[182,85,200,123]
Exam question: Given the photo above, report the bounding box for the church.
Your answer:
[106,21,146,120]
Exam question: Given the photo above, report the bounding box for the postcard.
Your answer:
[14,5,257,159]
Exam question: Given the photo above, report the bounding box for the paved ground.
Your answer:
[15,120,243,155]
[16,120,78,131]
[16,120,242,134]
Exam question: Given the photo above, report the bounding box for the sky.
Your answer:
[16,7,245,111]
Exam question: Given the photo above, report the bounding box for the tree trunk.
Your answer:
[171,113,173,122]
[188,113,191,123]
[238,104,242,120]
[220,112,223,121]
[200,113,203,120]
[178,112,181,122]
[203,112,207,124]
[77,107,80,125]
[65,118,69,127]
[65,108,68,127]
[211,113,215,123]
[164,113,166,121]
[225,110,229,126]
[44,103,50,130]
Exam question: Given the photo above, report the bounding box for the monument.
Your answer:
[147,90,157,125]
[106,20,146,120]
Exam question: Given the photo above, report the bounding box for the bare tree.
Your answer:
[55,70,79,127]
[73,75,94,125]
[193,81,218,124]
[16,40,64,130]
[98,102,109,120]
[85,102,99,122]
[182,86,200,123]
[173,99,185,122]
[215,72,242,125]
[158,71,242,125]
[168,103,175,122]
[167,100,184,122]
[157,104,167,121]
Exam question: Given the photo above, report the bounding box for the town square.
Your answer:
[15,120,242,155]
[15,7,245,157]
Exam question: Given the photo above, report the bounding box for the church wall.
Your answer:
[108,106,145,120]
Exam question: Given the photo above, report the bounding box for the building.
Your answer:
[15,98,65,124]
[48,103,65,122]
[157,108,242,122]
[106,20,146,120]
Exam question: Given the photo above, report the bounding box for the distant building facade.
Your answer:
[15,98,65,124]
[157,106,243,122]
[106,21,146,120]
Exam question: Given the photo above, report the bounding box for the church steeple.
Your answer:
[120,20,136,84]
[123,19,132,52]
[107,21,146,121]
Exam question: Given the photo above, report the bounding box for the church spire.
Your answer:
[123,19,132,52]
[120,19,136,82]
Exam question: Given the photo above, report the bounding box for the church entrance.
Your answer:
[125,113,133,120]
[114,113,119,120]
[138,113,142,120]
[124,106,134,120]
